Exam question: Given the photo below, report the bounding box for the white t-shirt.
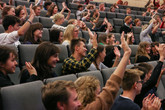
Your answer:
[62,40,70,46]
[0,31,21,47]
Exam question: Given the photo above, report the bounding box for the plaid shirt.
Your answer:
[62,48,97,75]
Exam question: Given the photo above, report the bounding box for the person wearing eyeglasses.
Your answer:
[134,44,165,108]
[111,69,161,110]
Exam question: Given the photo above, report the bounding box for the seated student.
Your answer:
[140,18,156,43]
[46,2,71,19]
[123,1,128,6]
[62,24,79,45]
[42,33,132,110]
[24,22,43,44]
[120,16,133,34]
[90,9,100,24]
[43,1,52,10]
[1,5,15,18]
[134,18,142,27]
[32,5,41,16]
[62,36,98,75]
[67,19,78,26]
[107,33,120,45]
[0,45,40,88]
[126,7,131,15]
[135,42,151,63]
[99,3,105,11]
[75,76,101,107]
[41,80,81,110]
[0,46,17,87]
[88,45,108,71]
[134,43,165,108]
[109,6,116,12]
[125,32,135,45]
[49,28,63,44]
[51,13,67,31]
[103,45,121,68]
[111,69,162,110]
[20,42,60,83]
[15,5,28,25]
[0,5,35,47]
[76,4,87,20]
[98,34,109,45]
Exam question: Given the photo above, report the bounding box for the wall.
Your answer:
[94,0,160,8]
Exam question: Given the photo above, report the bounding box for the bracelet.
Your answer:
[27,19,32,24]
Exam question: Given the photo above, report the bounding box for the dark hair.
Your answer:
[41,80,76,110]
[78,4,83,9]
[15,5,24,17]
[138,62,153,72]
[2,5,14,18]
[46,4,58,17]
[0,46,17,66]
[2,15,20,30]
[32,5,41,10]
[32,42,60,80]
[93,45,105,70]
[24,22,43,44]
[44,1,52,10]
[131,66,148,80]
[70,38,86,54]
[50,28,63,44]
[98,34,107,44]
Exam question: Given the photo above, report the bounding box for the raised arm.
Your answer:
[113,31,131,78]
[18,4,35,36]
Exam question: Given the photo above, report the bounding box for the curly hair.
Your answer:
[74,76,100,108]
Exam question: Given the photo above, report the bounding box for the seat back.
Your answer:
[1,81,46,110]
[44,74,77,84]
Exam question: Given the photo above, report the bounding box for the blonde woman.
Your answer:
[51,13,66,31]
[62,24,79,45]
[140,18,156,43]
[135,42,151,63]
[74,76,100,109]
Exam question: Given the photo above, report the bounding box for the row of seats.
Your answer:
[4,44,138,78]
[1,60,165,110]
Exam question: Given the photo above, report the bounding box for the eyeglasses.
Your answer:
[136,80,144,84]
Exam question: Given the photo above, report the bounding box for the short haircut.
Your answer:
[70,38,86,54]
[41,80,76,110]
[131,66,148,80]
[122,69,143,90]
[138,62,153,72]
[0,46,17,65]
[52,13,64,23]
[32,5,41,10]
[2,15,20,30]
[124,16,132,23]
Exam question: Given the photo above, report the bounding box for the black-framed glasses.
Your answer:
[136,80,144,84]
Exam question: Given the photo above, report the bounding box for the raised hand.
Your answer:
[114,47,121,58]
[121,31,131,53]
[92,32,97,49]
[25,62,37,76]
